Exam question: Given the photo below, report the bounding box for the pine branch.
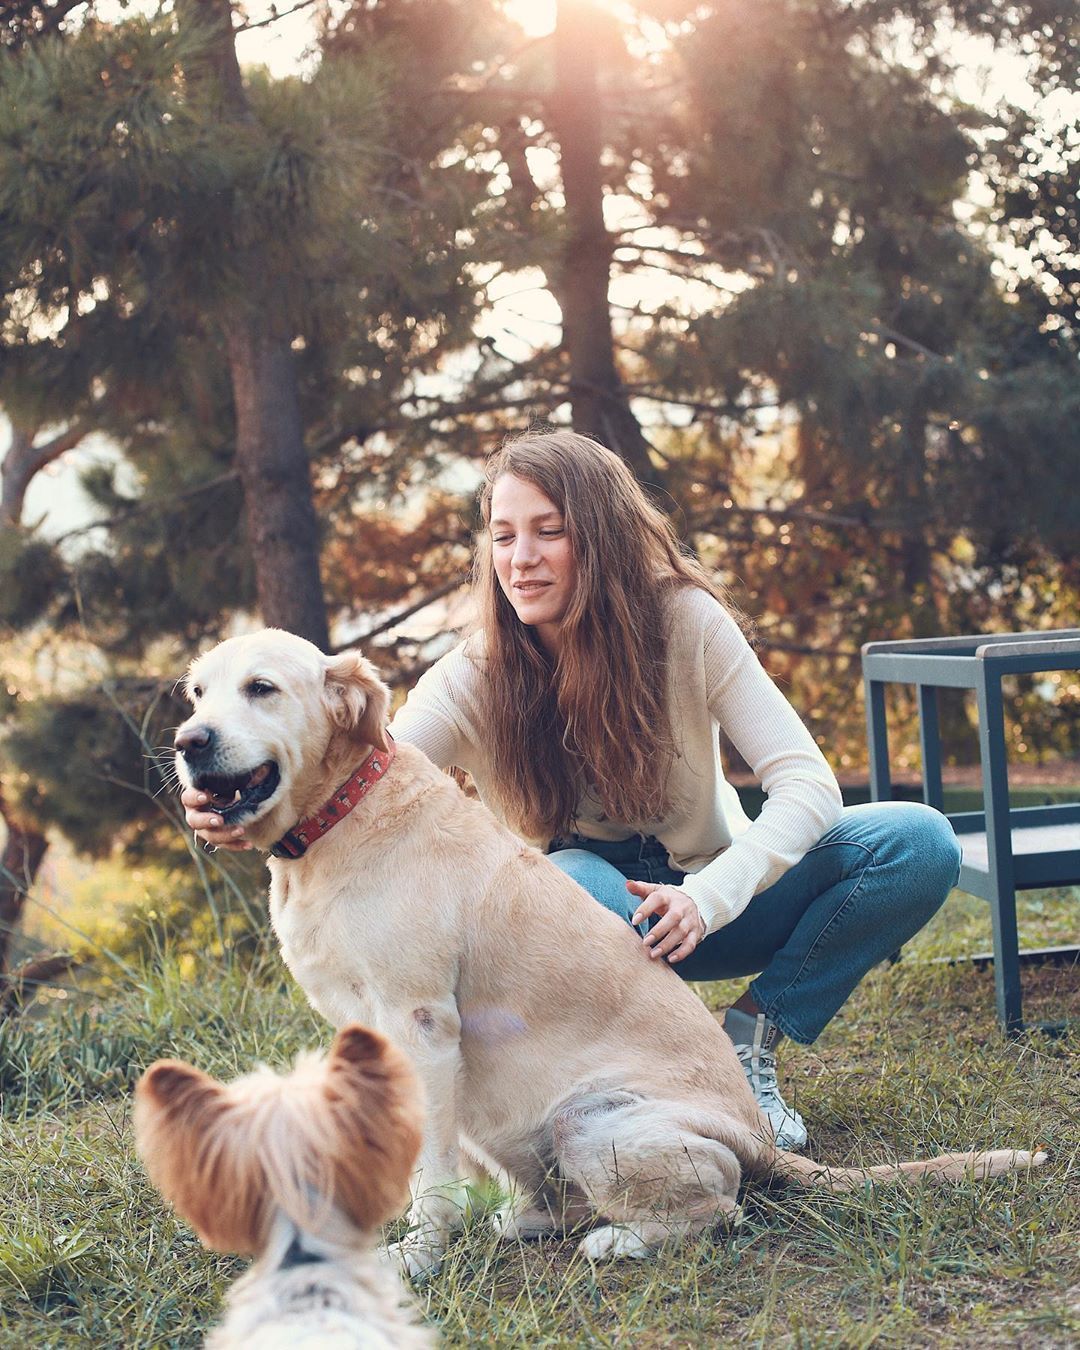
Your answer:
[871,322,948,363]
[331,574,469,653]
[625,388,777,417]
[688,500,930,536]
[435,35,552,97]
[1,0,87,48]
[48,472,239,544]
[233,0,319,34]
[308,351,568,461]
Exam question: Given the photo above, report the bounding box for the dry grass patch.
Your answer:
[0,887,1076,1347]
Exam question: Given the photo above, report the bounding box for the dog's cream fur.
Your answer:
[134,1023,434,1348]
[175,630,1047,1272]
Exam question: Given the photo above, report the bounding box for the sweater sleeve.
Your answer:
[387,643,477,772]
[677,602,844,935]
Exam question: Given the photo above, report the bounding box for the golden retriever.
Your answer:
[174,629,1046,1273]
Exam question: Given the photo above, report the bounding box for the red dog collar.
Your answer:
[270,736,396,860]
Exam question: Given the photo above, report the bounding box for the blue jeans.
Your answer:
[548,802,962,1044]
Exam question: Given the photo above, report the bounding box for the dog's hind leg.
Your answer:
[552,1093,744,1260]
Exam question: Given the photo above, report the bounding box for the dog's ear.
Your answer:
[134,1059,269,1255]
[331,1022,395,1068]
[323,651,390,752]
[321,1023,424,1230]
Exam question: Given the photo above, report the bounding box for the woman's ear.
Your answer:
[323,651,391,751]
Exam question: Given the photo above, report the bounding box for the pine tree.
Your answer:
[2,0,1077,979]
[0,0,504,981]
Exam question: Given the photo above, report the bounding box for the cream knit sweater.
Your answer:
[388,585,843,935]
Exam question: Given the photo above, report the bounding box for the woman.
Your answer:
[184,430,961,1149]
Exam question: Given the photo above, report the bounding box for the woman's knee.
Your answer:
[903,802,960,871]
[549,846,604,886]
[881,802,962,914]
[548,848,635,923]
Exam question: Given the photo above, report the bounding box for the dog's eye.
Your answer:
[246,679,277,698]
[191,685,203,700]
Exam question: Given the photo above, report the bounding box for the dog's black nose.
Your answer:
[175,725,214,758]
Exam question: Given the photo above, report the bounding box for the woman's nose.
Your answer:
[512,534,538,566]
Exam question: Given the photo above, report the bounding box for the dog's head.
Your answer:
[174,629,390,842]
[134,1024,423,1255]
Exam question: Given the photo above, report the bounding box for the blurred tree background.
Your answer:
[1,0,1077,993]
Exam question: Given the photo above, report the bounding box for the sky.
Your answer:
[5,0,1073,537]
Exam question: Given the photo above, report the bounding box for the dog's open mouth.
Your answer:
[193,761,281,821]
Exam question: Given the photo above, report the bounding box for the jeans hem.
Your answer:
[747,980,816,1046]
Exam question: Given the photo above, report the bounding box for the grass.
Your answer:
[0,886,1077,1348]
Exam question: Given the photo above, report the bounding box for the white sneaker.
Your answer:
[723,1008,808,1151]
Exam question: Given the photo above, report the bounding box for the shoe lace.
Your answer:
[734,1040,780,1103]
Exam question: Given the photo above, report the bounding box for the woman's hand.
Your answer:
[181,786,253,851]
[627,881,705,964]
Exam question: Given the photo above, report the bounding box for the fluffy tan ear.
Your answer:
[134,1059,269,1255]
[321,1023,424,1231]
[323,651,391,752]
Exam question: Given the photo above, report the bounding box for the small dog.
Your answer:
[134,1023,435,1349]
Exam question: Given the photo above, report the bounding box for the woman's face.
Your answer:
[489,473,576,653]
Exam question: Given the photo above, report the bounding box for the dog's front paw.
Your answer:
[577,1223,655,1261]
[491,1203,562,1242]
[387,1230,448,1281]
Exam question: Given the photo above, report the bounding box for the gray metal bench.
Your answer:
[861,630,1080,1032]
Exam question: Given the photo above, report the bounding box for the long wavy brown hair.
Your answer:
[473,429,734,841]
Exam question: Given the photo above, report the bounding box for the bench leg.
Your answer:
[989,882,1024,1034]
[977,672,1023,1034]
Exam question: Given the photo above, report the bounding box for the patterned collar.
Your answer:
[278,1233,327,1270]
[269,736,396,860]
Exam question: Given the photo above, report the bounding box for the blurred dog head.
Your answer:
[134,1023,422,1256]
[174,630,390,845]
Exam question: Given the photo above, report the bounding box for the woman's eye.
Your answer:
[492,535,513,545]
[540,528,564,537]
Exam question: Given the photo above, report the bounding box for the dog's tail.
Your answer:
[765,1146,1047,1192]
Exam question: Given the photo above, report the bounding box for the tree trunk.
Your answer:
[551,0,664,496]
[177,0,329,650]
[224,320,329,648]
[0,419,57,979]
[0,793,47,976]
[898,406,940,639]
